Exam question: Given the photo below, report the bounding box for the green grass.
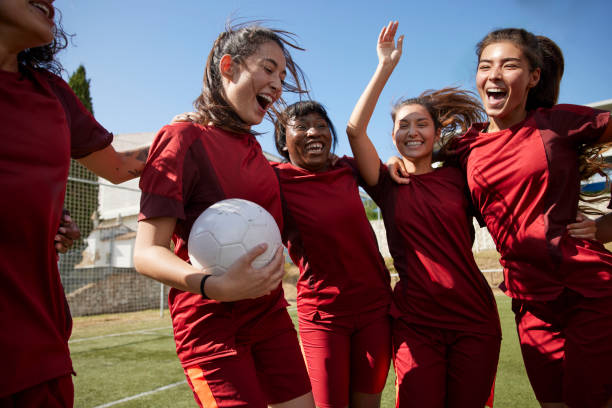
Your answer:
[71,295,538,407]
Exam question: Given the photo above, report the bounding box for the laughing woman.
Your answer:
[273,101,393,408]
[451,29,612,408]
[134,23,315,408]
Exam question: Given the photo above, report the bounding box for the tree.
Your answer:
[68,65,94,115]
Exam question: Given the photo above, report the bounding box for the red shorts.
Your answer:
[512,290,612,408]
[392,320,500,408]
[185,308,311,408]
[0,374,73,408]
[298,307,391,408]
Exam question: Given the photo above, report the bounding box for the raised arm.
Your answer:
[346,21,403,186]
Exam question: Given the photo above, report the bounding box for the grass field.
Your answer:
[70,293,539,408]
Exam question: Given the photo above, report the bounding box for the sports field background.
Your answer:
[70,293,539,407]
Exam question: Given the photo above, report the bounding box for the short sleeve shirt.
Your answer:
[273,157,391,320]
[361,163,500,336]
[139,123,287,366]
[455,104,612,300]
[0,67,112,396]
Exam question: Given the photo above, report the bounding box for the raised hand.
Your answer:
[377,21,404,68]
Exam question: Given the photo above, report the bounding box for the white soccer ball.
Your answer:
[188,198,282,275]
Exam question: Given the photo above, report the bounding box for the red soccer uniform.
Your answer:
[0,67,112,397]
[139,122,288,365]
[363,164,500,336]
[139,123,310,406]
[361,162,500,407]
[273,157,392,407]
[273,158,392,319]
[455,104,612,407]
[455,104,612,301]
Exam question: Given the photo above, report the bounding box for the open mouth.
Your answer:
[256,94,273,111]
[30,1,54,19]
[486,88,507,104]
[404,140,423,147]
[305,141,325,153]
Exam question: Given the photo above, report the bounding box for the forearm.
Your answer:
[133,244,204,294]
[78,145,149,184]
[347,62,394,141]
[346,63,395,186]
[595,212,612,243]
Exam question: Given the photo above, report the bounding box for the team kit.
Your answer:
[2,2,612,407]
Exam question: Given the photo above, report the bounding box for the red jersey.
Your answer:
[455,104,612,301]
[362,164,500,336]
[0,68,112,396]
[139,123,288,367]
[272,157,391,320]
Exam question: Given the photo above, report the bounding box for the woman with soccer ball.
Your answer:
[133,23,315,407]
[273,100,393,408]
[346,21,501,407]
[0,1,149,405]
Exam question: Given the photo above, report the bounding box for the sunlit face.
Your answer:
[221,41,286,128]
[476,41,541,130]
[285,112,333,172]
[392,104,439,170]
[0,0,55,53]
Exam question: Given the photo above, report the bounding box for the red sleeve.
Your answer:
[42,71,113,159]
[538,104,610,146]
[138,125,198,221]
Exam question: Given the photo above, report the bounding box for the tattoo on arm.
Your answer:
[118,146,149,178]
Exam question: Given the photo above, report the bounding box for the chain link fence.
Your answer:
[59,159,168,317]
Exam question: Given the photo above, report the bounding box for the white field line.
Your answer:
[389,268,502,278]
[92,380,187,408]
[69,326,172,344]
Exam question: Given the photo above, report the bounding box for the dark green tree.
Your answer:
[61,65,100,291]
[68,65,94,115]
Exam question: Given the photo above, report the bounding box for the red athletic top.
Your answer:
[0,68,112,396]
[139,123,288,366]
[272,157,391,320]
[362,163,500,336]
[455,104,612,301]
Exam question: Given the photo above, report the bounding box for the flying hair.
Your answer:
[194,21,309,135]
[391,87,486,163]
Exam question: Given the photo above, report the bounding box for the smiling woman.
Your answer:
[133,23,316,408]
[272,100,393,408]
[346,21,500,407]
[451,27,612,408]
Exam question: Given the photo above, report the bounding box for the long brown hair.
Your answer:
[194,22,308,135]
[392,87,486,163]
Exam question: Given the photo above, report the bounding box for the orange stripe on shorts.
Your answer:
[186,367,218,408]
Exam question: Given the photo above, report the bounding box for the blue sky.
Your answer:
[55,0,612,161]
